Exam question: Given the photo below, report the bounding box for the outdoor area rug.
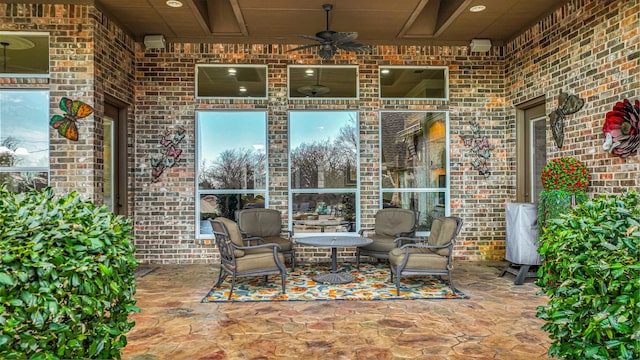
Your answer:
[201,262,467,302]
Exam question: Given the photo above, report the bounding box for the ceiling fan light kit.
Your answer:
[287,4,370,60]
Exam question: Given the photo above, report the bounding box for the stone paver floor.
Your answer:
[123,261,552,360]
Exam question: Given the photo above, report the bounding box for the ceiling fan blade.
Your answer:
[297,34,327,43]
[337,42,371,53]
[331,32,358,45]
[287,43,322,52]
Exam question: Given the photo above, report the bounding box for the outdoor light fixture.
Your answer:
[470,38,492,52]
[469,5,486,12]
[143,35,166,49]
[166,0,183,7]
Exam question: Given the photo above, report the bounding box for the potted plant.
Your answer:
[537,156,590,232]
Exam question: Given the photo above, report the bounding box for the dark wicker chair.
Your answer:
[236,208,296,269]
[389,216,463,293]
[356,208,418,270]
[210,217,286,300]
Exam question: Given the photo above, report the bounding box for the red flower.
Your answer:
[602,98,640,158]
[541,157,590,193]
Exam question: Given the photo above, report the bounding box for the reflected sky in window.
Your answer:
[0,90,49,167]
[198,111,266,164]
[290,111,354,148]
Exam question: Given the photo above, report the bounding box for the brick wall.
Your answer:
[505,0,639,194]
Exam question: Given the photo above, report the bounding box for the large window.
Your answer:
[380,111,449,234]
[196,111,267,237]
[196,65,267,99]
[289,111,359,234]
[0,32,49,77]
[0,90,49,192]
[288,66,358,99]
[379,66,448,100]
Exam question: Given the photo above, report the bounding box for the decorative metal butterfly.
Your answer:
[49,97,94,141]
[549,91,584,148]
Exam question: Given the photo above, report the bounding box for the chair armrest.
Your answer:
[234,242,282,251]
[394,236,426,247]
[241,236,265,246]
[358,227,374,236]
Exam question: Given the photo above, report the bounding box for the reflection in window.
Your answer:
[196,111,267,236]
[196,65,267,98]
[0,90,49,192]
[379,66,448,99]
[288,66,358,99]
[0,32,49,76]
[289,111,359,233]
[380,111,448,233]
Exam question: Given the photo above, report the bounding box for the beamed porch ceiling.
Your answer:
[87,0,567,46]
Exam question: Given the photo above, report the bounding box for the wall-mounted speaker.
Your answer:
[144,35,166,49]
[470,38,491,53]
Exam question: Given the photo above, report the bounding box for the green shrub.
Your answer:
[0,187,139,359]
[537,191,640,359]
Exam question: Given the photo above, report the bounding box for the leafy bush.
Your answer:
[0,187,138,359]
[537,191,640,359]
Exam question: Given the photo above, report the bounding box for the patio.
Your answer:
[123,261,551,359]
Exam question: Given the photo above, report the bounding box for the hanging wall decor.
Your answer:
[548,90,584,149]
[150,126,186,182]
[49,97,94,141]
[602,98,640,158]
[461,120,492,177]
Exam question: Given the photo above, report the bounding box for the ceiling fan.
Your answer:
[288,4,371,60]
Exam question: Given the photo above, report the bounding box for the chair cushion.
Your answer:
[360,234,397,252]
[429,217,459,256]
[389,248,448,269]
[263,236,293,251]
[235,252,285,273]
[237,208,282,237]
[215,217,245,257]
[374,208,416,237]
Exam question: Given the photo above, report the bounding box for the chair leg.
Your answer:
[281,269,286,295]
[395,270,402,295]
[290,251,295,271]
[228,276,236,300]
[448,271,456,292]
[214,268,227,288]
[356,249,361,270]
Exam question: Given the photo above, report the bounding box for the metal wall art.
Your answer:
[461,120,491,177]
[49,97,94,141]
[548,90,584,148]
[150,126,185,182]
[602,98,640,158]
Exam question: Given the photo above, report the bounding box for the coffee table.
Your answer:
[295,236,373,284]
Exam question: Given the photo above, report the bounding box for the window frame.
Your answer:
[195,110,269,238]
[378,110,450,236]
[379,66,449,100]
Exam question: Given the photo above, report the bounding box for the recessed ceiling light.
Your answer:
[305,69,314,76]
[228,68,237,75]
[470,5,486,12]
[380,69,390,75]
[239,86,247,92]
[166,0,183,8]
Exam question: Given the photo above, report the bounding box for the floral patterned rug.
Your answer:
[201,262,467,302]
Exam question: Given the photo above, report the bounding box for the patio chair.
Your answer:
[356,208,418,270]
[236,208,296,269]
[210,217,287,300]
[389,216,463,293]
